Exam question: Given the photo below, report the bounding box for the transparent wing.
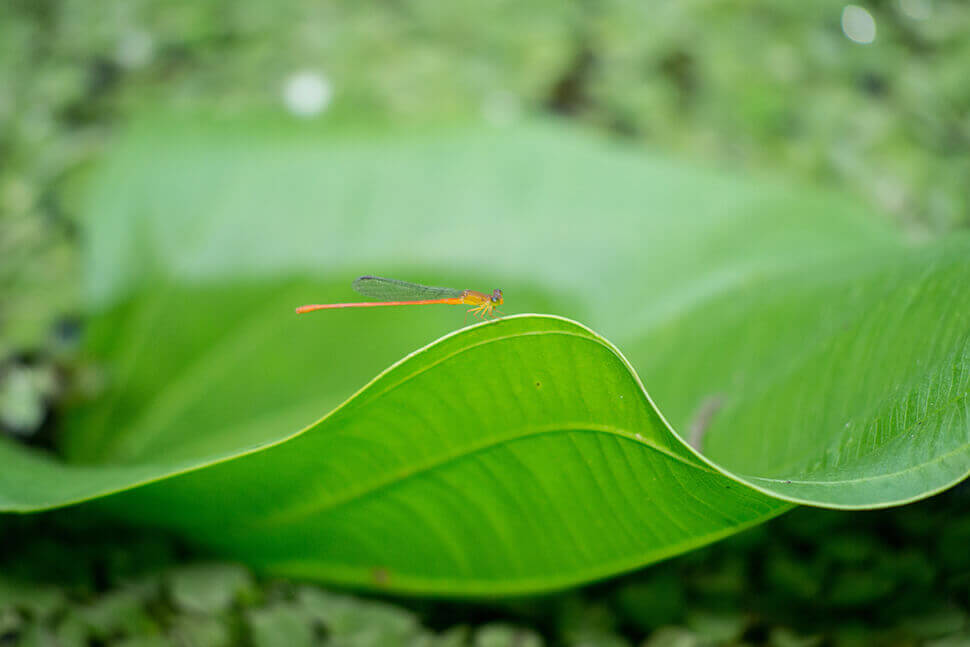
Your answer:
[351,276,465,301]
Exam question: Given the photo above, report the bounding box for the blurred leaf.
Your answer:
[641,627,699,647]
[0,577,66,621]
[558,596,628,647]
[899,608,968,639]
[441,627,473,647]
[113,637,172,647]
[768,627,823,647]
[15,624,60,647]
[925,633,970,647]
[0,607,22,637]
[684,611,747,643]
[298,587,419,641]
[169,614,231,647]
[474,624,543,647]
[247,603,314,647]
[53,614,89,647]
[72,588,158,640]
[0,120,967,596]
[168,563,253,615]
[0,364,59,435]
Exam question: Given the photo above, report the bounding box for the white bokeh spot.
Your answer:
[283,71,332,117]
[116,29,154,69]
[842,5,877,44]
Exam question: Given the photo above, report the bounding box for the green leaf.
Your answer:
[1,118,968,595]
[474,624,545,647]
[631,239,970,508]
[168,564,254,615]
[63,308,787,593]
[247,604,314,647]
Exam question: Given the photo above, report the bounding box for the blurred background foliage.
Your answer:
[2,0,969,644]
[3,0,970,434]
[3,487,969,646]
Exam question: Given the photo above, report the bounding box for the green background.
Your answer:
[3,1,970,645]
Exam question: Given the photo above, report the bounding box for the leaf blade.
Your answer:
[1,119,967,594]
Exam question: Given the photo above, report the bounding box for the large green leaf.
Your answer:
[69,307,787,594]
[1,118,968,594]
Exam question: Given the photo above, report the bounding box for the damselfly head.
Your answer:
[491,289,503,305]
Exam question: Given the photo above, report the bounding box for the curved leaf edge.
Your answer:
[2,314,966,515]
[266,506,788,597]
[602,323,970,511]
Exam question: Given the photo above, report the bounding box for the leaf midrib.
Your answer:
[255,422,717,528]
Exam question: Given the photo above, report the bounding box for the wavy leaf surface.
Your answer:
[1,119,967,594]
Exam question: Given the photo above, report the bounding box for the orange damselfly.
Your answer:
[296,276,504,320]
